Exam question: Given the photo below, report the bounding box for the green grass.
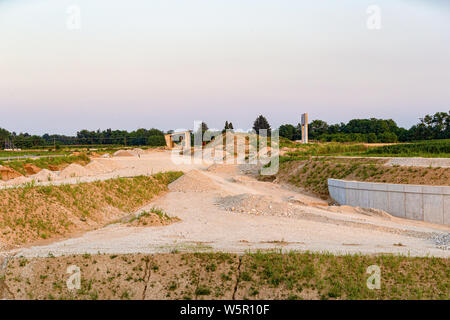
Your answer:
[0,154,91,175]
[241,251,449,300]
[0,150,69,157]
[3,252,448,300]
[365,140,450,158]
[279,139,450,159]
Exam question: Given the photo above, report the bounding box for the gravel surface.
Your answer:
[428,233,450,250]
[386,157,450,168]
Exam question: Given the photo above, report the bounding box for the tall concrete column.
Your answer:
[301,113,308,144]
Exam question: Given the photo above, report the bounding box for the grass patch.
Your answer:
[1,252,448,300]
[126,207,179,227]
[0,154,91,176]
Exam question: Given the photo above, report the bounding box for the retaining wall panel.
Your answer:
[371,191,389,212]
[327,179,449,225]
[360,190,370,208]
[388,192,406,218]
[444,196,450,226]
[404,193,423,221]
[346,189,359,207]
[423,194,444,225]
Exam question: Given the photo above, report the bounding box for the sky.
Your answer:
[0,0,449,135]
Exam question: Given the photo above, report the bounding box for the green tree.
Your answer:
[378,132,398,143]
[222,121,234,133]
[367,133,377,143]
[147,135,166,146]
[279,124,296,140]
[308,120,329,140]
[253,115,271,135]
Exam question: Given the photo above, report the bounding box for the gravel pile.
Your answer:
[215,194,298,217]
[113,150,134,157]
[85,160,109,174]
[29,169,58,182]
[207,163,238,175]
[169,170,219,192]
[59,163,92,179]
[428,233,450,250]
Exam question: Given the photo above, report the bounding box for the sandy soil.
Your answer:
[0,151,208,188]
[2,151,448,259]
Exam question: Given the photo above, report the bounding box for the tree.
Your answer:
[367,133,377,143]
[253,115,271,135]
[148,135,166,146]
[223,121,229,133]
[378,132,398,143]
[0,128,10,143]
[279,124,296,140]
[222,121,234,133]
[308,120,329,140]
[200,122,209,134]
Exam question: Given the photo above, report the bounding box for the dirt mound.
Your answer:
[58,163,91,179]
[47,165,60,171]
[130,148,145,156]
[327,205,393,219]
[88,152,101,158]
[168,170,219,192]
[207,164,238,174]
[5,176,32,186]
[0,173,177,247]
[24,163,41,175]
[113,150,134,157]
[216,194,296,216]
[0,165,22,181]
[85,161,109,174]
[29,169,58,182]
[125,210,180,227]
[216,194,397,228]
[96,159,123,171]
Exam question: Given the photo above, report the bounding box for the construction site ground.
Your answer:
[1,150,448,260]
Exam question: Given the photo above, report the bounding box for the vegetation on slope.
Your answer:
[272,158,450,198]
[1,252,448,300]
[0,154,91,176]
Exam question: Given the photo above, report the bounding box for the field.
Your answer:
[0,252,448,300]
[280,138,450,158]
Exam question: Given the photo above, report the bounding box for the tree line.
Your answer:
[0,128,167,149]
[1,111,448,149]
[279,111,450,143]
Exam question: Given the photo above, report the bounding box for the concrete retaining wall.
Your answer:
[328,179,450,226]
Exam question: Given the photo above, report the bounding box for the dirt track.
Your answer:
[3,151,449,259]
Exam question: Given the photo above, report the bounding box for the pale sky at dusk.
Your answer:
[1,0,449,135]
